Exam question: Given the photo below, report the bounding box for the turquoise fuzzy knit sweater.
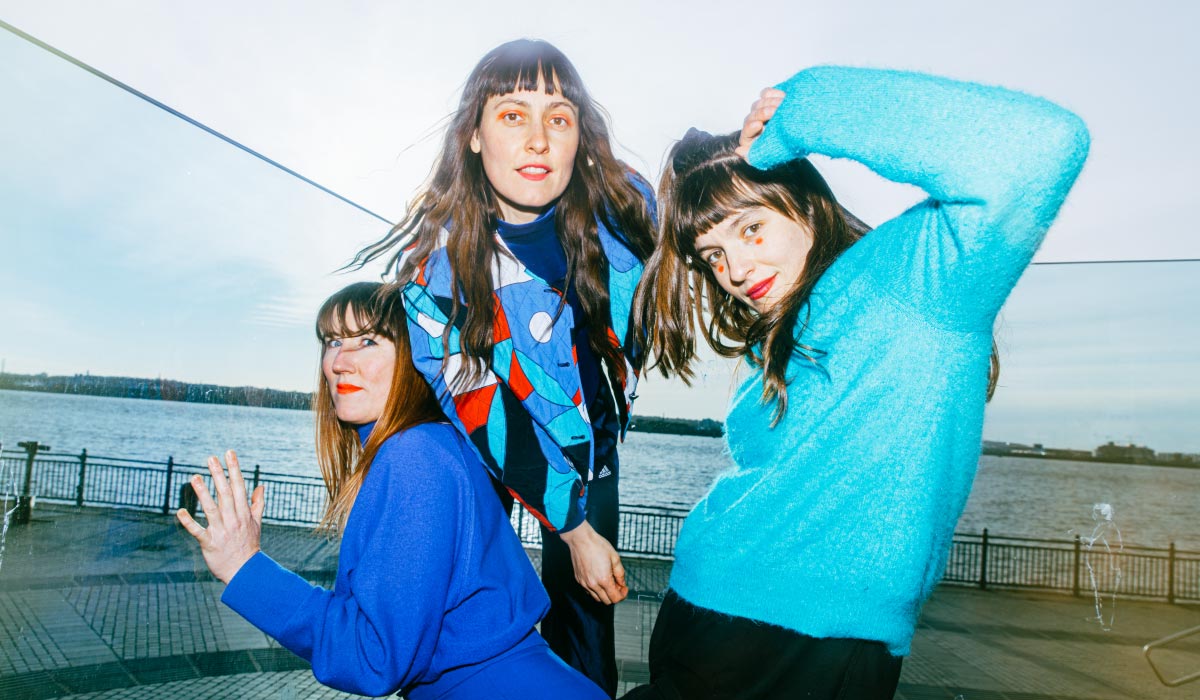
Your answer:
[668,67,1089,656]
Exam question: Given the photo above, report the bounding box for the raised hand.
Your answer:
[735,87,786,159]
[177,450,265,584]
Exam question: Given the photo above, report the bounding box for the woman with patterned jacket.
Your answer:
[352,39,656,696]
[625,66,1089,698]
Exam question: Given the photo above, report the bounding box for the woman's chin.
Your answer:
[336,409,378,425]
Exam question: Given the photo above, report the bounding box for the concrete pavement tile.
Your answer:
[899,639,950,686]
[57,670,385,699]
[893,687,962,700]
[0,670,70,700]
[1,589,115,676]
[917,628,1138,700]
[51,663,136,696]
[908,630,1005,692]
[1015,638,1200,700]
[125,654,200,686]
[188,649,262,677]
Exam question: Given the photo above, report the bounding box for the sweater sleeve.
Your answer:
[748,66,1090,329]
[221,430,466,697]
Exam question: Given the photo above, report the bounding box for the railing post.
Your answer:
[1167,542,1176,605]
[15,440,50,525]
[75,448,88,507]
[979,528,989,590]
[1073,534,1082,597]
[252,464,261,491]
[163,455,174,515]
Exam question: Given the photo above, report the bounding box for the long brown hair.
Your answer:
[634,129,998,423]
[313,282,443,533]
[351,39,655,391]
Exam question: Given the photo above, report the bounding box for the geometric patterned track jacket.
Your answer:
[400,176,653,531]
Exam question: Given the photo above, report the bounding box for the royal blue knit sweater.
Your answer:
[221,422,548,697]
[668,66,1089,655]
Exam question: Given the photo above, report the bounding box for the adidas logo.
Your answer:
[597,465,612,479]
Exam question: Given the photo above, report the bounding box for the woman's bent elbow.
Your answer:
[1048,109,1091,179]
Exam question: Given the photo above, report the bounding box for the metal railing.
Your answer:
[3,444,1197,602]
[1,445,327,524]
[0,444,688,557]
[943,529,1199,603]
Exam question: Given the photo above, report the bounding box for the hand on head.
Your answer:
[735,88,786,160]
[177,450,265,584]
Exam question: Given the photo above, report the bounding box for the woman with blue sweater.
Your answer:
[625,67,1090,698]
[177,282,606,699]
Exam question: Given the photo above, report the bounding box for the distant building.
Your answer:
[1042,447,1093,461]
[1156,452,1200,466]
[998,443,1092,461]
[1094,441,1155,464]
[981,440,1035,456]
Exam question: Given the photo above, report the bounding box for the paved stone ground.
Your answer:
[2,504,1197,699]
[32,671,371,700]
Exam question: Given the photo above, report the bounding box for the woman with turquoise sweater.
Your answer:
[625,67,1089,698]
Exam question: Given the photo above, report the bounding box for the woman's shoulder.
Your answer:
[623,164,654,201]
[355,423,479,510]
[398,227,452,288]
[376,422,469,464]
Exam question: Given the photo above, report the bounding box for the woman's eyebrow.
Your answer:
[724,210,755,231]
[491,97,577,113]
[491,98,530,110]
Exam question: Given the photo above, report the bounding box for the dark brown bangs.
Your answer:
[314,281,403,343]
[670,164,806,265]
[474,40,586,114]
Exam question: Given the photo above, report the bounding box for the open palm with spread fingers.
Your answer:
[177,450,265,584]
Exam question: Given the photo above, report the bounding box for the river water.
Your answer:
[2,389,1196,548]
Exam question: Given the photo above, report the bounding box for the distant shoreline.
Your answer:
[3,373,1196,461]
[0,373,724,438]
[983,448,1199,470]
[1,372,312,410]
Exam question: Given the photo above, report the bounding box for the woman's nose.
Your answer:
[526,122,549,153]
[330,349,354,374]
[726,251,753,284]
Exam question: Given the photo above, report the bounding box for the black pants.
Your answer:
[620,590,902,700]
[539,455,620,697]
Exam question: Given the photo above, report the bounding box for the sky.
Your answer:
[0,1,1197,451]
